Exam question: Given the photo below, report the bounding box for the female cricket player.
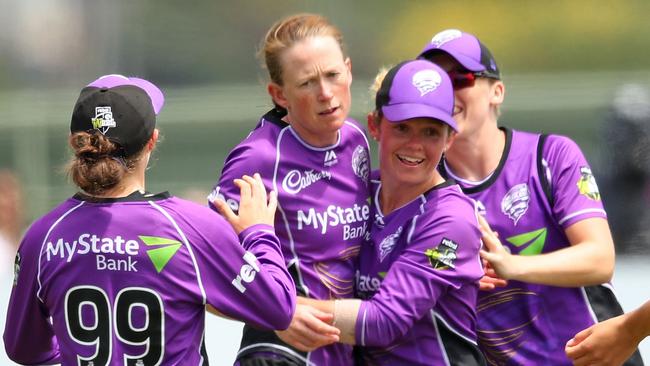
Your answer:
[419,29,644,365]
[3,74,296,366]
[278,60,487,365]
[207,13,370,366]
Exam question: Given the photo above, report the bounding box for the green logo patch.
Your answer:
[139,236,182,273]
[505,228,547,256]
[425,238,458,270]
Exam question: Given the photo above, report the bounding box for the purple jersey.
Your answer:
[355,178,485,365]
[4,191,295,366]
[209,110,371,365]
[443,128,628,365]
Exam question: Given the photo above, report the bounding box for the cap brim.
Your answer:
[420,48,485,73]
[88,74,164,114]
[382,103,458,132]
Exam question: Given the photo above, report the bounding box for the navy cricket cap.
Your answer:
[418,29,500,80]
[375,59,457,131]
[70,74,165,157]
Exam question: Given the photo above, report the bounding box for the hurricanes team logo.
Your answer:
[91,106,117,134]
[576,166,601,201]
[379,226,403,262]
[412,69,441,97]
[501,183,530,225]
[352,145,370,181]
[430,29,463,47]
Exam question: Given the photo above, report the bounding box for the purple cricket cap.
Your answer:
[375,59,457,131]
[418,29,500,79]
[70,74,165,157]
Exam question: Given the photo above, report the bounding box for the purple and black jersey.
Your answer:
[209,109,371,365]
[355,177,485,365]
[4,191,295,366]
[442,128,632,365]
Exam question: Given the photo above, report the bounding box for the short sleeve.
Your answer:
[543,135,607,228]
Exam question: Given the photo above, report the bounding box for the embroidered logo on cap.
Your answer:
[91,106,117,134]
[431,29,463,47]
[412,69,441,97]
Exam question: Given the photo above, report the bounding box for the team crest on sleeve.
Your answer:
[91,106,117,134]
[412,70,442,97]
[352,145,370,181]
[13,252,21,286]
[379,226,403,262]
[576,166,601,201]
[501,183,530,225]
[425,238,458,270]
[430,29,463,47]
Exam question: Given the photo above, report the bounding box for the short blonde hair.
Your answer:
[259,13,345,85]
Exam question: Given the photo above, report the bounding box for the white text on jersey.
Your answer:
[232,251,260,293]
[297,204,370,238]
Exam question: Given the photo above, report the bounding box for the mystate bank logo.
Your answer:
[45,234,182,273]
[282,169,332,194]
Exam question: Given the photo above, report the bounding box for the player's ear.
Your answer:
[490,81,505,106]
[267,83,289,110]
[147,129,159,151]
[367,111,380,140]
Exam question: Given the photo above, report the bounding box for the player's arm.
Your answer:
[200,174,296,330]
[281,214,482,348]
[351,217,481,347]
[4,229,61,364]
[208,138,271,214]
[565,300,650,366]
[480,136,614,286]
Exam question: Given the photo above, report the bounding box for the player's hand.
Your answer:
[275,304,340,352]
[565,313,639,366]
[479,258,508,290]
[478,214,519,281]
[213,173,277,234]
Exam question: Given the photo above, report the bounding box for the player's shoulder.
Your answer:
[540,133,585,162]
[20,198,84,250]
[343,118,370,144]
[223,110,287,167]
[158,196,224,223]
[422,183,477,227]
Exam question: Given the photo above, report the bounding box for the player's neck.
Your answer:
[86,163,147,199]
[445,124,505,182]
[379,172,445,215]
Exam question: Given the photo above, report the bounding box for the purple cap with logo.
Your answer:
[70,74,165,157]
[418,29,500,79]
[375,59,457,131]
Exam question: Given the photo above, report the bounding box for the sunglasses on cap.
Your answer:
[447,70,497,90]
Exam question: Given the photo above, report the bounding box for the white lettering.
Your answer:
[296,204,371,237]
[96,254,138,272]
[46,238,65,261]
[282,169,332,194]
[232,251,261,293]
[45,233,141,263]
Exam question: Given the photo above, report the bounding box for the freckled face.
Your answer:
[270,36,352,147]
